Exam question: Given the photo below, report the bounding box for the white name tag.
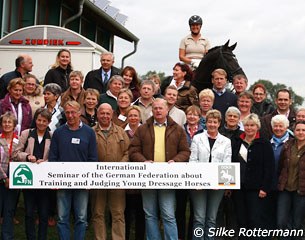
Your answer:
[71,138,80,144]
[118,114,127,121]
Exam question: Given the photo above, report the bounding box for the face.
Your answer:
[109,80,123,96]
[190,24,201,35]
[212,73,227,91]
[275,91,292,112]
[140,84,154,100]
[97,106,113,127]
[200,96,213,113]
[244,120,259,137]
[118,92,131,109]
[101,54,114,71]
[225,113,240,129]
[272,122,288,138]
[173,65,186,81]
[294,123,305,142]
[36,115,50,132]
[233,78,247,94]
[22,56,33,72]
[253,87,266,103]
[64,105,81,127]
[127,109,141,126]
[206,117,220,135]
[164,89,178,106]
[1,117,15,133]
[186,111,200,126]
[296,110,305,121]
[238,96,252,113]
[69,75,82,90]
[58,51,71,68]
[153,79,160,92]
[9,84,23,101]
[24,77,37,95]
[43,91,58,105]
[84,93,98,110]
[123,70,133,86]
[152,101,168,123]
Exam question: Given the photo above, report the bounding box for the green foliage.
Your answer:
[249,79,304,108]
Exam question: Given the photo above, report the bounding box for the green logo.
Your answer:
[13,164,33,186]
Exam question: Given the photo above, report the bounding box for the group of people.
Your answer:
[0,14,305,240]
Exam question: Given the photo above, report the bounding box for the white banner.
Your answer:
[9,162,240,189]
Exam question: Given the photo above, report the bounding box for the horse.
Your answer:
[220,169,234,185]
[192,40,245,92]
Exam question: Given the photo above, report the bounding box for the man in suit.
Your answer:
[84,52,120,94]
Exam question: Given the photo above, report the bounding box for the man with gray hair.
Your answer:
[84,52,120,94]
[0,54,33,99]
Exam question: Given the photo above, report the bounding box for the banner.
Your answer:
[9,162,240,189]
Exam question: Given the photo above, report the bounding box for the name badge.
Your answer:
[118,114,127,121]
[71,138,80,144]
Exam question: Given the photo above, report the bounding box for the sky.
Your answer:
[111,0,305,100]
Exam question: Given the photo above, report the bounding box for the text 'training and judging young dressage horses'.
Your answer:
[192,40,246,92]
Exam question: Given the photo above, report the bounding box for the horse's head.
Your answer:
[192,40,245,92]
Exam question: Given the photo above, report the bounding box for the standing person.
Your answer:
[129,98,190,240]
[0,78,32,135]
[149,74,163,99]
[198,88,214,129]
[60,71,86,108]
[13,108,52,240]
[42,83,65,132]
[232,74,248,96]
[295,107,305,122]
[48,101,98,240]
[80,88,99,127]
[91,103,130,240]
[164,85,186,127]
[121,66,140,101]
[179,15,210,69]
[124,106,145,240]
[211,69,238,121]
[233,114,275,239]
[160,62,198,112]
[0,54,33,99]
[251,83,275,117]
[112,88,133,128]
[23,74,45,118]
[44,49,73,92]
[189,109,231,240]
[132,80,156,124]
[84,52,120,94]
[0,112,19,240]
[98,75,124,110]
[260,89,296,140]
[237,91,253,131]
[277,121,305,240]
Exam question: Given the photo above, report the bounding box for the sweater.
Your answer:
[49,124,98,162]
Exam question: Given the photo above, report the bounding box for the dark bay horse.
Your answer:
[192,40,245,92]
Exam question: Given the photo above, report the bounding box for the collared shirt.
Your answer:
[170,79,185,90]
[213,87,226,96]
[101,70,111,83]
[153,119,168,127]
[66,120,83,130]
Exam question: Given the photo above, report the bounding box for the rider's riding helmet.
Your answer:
[189,15,203,26]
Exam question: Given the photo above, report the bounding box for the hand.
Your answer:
[258,190,267,198]
[27,155,37,163]
[36,159,44,164]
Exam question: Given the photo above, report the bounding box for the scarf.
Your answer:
[10,98,23,135]
[271,131,289,150]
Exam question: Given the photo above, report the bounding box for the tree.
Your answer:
[249,79,304,108]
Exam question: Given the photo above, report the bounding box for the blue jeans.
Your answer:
[57,189,89,240]
[142,189,177,240]
[0,184,19,240]
[277,190,305,240]
[190,189,224,240]
[23,189,49,240]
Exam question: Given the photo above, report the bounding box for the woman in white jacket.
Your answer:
[189,109,231,240]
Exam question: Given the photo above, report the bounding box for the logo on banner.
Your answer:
[218,165,235,186]
[13,164,33,186]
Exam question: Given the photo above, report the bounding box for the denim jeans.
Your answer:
[190,189,224,240]
[23,189,49,240]
[277,190,305,240]
[57,189,89,240]
[0,185,19,240]
[142,189,178,240]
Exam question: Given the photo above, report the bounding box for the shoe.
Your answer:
[48,217,56,227]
